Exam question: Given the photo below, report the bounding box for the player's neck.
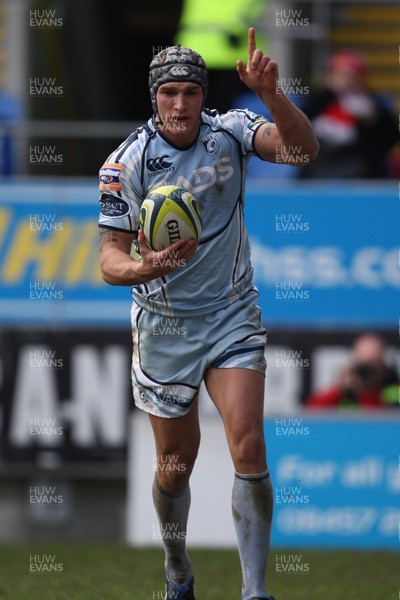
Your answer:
[160,129,199,149]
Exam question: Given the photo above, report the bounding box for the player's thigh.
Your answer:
[204,367,266,472]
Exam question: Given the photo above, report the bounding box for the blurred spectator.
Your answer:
[306,333,399,409]
[299,50,399,179]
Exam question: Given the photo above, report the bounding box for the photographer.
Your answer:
[306,334,399,409]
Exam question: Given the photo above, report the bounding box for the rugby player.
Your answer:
[98,27,318,600]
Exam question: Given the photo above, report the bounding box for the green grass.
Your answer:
[0,544,398,599]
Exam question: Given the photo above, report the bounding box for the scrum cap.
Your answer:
[149,45,208,114]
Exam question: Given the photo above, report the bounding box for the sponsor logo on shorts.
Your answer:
[99,163,124,192]
[146,155,174,176]
[200,134,221,156]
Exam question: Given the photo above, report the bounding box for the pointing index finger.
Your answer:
[248,27,256,64]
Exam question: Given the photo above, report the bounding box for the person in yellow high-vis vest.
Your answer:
[175,0,267,111]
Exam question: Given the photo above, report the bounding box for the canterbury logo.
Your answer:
[169,66,190,77]
[147,155,173,172]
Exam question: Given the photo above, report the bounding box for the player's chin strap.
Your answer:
[154,112,164,127]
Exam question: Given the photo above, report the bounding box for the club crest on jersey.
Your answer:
[200,134,221,156]
[99,163,124,192]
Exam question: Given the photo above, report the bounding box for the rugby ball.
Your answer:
[139,185,202,251]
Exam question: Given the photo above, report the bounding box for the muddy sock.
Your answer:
[232,470,273,600]
[152,477,192,585]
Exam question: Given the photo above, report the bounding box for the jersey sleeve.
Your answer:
[98,159,143,232]
[220,109,270,156]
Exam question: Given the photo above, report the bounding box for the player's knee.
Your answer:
[232,429,267,473]
[155,449,197,472]
[154,448,197,492]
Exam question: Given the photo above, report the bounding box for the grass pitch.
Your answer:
[0,544,397,599]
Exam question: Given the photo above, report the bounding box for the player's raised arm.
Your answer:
[237,27,319,165]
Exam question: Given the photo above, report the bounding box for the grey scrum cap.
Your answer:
[149,45,208,114]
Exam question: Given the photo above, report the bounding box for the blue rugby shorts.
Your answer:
[131,291,267,418]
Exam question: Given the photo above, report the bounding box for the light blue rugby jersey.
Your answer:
[98,108,268,316]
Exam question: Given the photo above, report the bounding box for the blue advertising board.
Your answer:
[266,414,400,549]
[246,181,399,327]
[0,179,398,326]
[0,180,131,325]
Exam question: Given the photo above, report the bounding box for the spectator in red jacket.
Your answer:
[306,334,399,409]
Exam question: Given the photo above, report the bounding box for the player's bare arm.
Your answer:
[99,227,197,286]
[237,27,319,165]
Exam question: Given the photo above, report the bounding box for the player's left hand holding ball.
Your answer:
[135,184,201,281]
[136,229,197,282]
